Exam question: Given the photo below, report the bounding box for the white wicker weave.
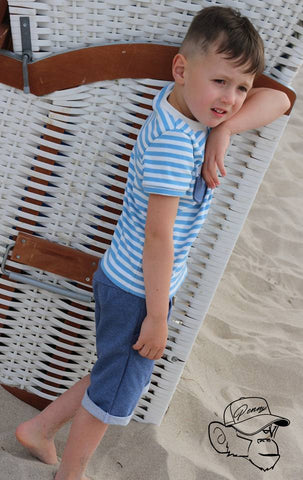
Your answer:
[0,0,302,424]
[8,0,303,84]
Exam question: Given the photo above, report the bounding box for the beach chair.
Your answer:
[0,0,302,425]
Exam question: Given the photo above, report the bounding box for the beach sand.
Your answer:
[1,66,302,479]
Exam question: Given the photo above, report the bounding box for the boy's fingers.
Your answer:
[138,345,151,358]
[204,162,218,183]
[202,167,214,187]
[217,158,227,177]
[210,160,222,182]
[203,158,227,189]
[146,347,163,360]
[133,341,164,360]
[132,340,150,357]
[152,348,164,360]
[132,340,143,350]
[204,171,219,189]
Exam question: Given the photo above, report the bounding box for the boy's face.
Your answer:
[170,45,255,127]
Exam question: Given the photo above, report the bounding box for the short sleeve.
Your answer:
[142,131,194,197]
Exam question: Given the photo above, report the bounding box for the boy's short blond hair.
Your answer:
[181,6,264,76]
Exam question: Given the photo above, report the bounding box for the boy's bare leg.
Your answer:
[54,406,108,480]
[16,374,90,465]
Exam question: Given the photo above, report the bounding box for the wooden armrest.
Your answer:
[0,43,296,113]
[10,232,99,285]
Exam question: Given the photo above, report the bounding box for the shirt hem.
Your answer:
[101,255,185,301]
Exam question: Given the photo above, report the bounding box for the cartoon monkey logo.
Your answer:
[208,397,290,471]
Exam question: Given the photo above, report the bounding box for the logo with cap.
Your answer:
[208,397,290,471]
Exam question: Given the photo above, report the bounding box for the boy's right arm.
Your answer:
[132,194,179,360]
[202,87,291,188]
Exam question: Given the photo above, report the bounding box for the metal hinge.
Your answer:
[20,17,33,94]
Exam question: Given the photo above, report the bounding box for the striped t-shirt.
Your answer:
[101,82,213,298]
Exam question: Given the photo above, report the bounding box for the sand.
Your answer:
[1,66,302,479]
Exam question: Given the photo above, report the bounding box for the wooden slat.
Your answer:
[28,43,176,95]
[0,43,296,113]
[11,232,99,285]
[0,52,23,90]
[0,1,8,25]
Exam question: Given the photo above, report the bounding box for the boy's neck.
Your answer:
[167,85,197,121]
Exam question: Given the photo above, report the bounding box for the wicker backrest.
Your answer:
[0,0,302,424]
[8,0,303,84]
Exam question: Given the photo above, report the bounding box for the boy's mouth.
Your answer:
[211,107,227,117]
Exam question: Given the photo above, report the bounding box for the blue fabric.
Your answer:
[82,267,171,425]
[193,175,208,204]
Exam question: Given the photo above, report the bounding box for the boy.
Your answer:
[15,6,290,480]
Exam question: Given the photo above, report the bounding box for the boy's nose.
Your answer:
[221,89,235,105]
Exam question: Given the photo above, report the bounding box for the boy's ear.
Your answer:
[172,53,187,85]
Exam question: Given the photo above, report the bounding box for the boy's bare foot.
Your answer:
[16,419,58,465]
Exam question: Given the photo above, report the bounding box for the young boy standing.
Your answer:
[15,6,290,480]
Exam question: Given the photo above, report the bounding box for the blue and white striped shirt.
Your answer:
[101,83,213,298]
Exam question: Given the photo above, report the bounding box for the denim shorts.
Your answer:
[82,266,171,426]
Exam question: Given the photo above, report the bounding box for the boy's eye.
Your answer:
[238,86,248,93]
[214,79,225,84]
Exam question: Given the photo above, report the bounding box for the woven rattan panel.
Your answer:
[0,75,289,423]
[2,0,302,424]
[8,0,303,84]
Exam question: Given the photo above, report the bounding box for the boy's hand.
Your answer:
[132,314,168,360]
[202,124,231,189]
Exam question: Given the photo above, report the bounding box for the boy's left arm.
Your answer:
[202,88,291,189]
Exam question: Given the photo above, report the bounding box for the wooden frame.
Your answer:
[0,44,296,113]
